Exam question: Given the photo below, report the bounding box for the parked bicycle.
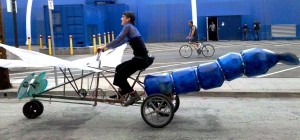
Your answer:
[179,41,215,58]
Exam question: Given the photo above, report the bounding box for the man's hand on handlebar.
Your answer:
[97,45,108,53]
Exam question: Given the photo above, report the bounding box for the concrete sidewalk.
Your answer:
[1,77,300,98]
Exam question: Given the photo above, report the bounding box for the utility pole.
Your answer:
[0,48,12,89]
[0,1,12,89]
[48,0,58,86]
[12,0,18,48]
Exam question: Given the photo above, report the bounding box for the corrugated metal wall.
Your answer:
[118,0,300,41]
[1,0,86,45]
[117,0,192,42]
[1,0,300,45]
[44,4,106,47]
[196,0,300,40]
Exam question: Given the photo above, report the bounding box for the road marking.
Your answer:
[153,60,213,65]
[146,60,213,70]
[9,67,54,76]
[140,66,198,76]
[256,65,300,78]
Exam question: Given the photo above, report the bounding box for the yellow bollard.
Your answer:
[48,36,52,55]
[69,35,73,55]
[28,37,32,50]
[93,35,96,54]
[112,31,114,40]
[104,33,107,45]
[39,35,43,48]
[107,32,111,43]
[98,34,102,48]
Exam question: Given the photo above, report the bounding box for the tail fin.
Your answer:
[277,53,299,65]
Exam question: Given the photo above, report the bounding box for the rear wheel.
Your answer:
[141,94,174,128]
[173,94,180,113]
[202,44,215,57]
[179,45,192,58]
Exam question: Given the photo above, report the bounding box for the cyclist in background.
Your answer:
[186,20,198,44]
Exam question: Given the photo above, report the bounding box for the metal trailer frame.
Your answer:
[22,53,180,128]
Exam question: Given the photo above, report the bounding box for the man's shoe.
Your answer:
[124,91,141,106]
[109,95,118,99]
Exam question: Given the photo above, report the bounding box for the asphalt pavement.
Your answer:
[1,97,300,140]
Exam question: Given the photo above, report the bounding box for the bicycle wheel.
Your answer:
[172,94,180,113]
[141,94,174,128]
[179,45,192,58]
[202,44,215,57]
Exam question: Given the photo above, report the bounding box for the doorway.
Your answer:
[206,15,242,41]
[207,16,218,41]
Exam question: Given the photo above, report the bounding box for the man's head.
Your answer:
[121,11,136,25]
[188,20,193,27]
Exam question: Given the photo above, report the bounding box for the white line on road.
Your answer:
[256,65,300,78]
[9,67,54,76]
[146,60,213,70]
[152,60,213,65]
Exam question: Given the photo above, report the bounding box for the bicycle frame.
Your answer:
[33,53,146,106]
[188,42,204,50]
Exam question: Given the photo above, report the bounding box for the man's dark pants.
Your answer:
[113,58,149,94]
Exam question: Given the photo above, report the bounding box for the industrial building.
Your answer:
[0,0,299,47]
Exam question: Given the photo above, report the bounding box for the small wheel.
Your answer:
[179,45,192,58]
[79,89,88,97]
[141,94,174,128]
[92,88,106,98]
[172,94,180,113]
[202,44,215,57]
[32,99,44,117]
[23,100,43,119]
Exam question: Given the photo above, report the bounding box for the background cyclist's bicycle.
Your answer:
[179,41,215,58]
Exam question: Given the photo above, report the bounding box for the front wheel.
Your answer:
[23,99,44,119]
[179,45,192,58]
[202,44,215,57]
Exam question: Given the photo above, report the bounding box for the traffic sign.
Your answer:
[48,0,54,10]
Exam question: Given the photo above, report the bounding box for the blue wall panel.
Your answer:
[1,0,300,45]
[119,0,300,41]
[1,0,86,45]
[44,4,106,47]
[118,0,192,42]
[105,4,128,34]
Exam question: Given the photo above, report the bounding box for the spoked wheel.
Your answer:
[179,45,192,58]
[202,44,215,57]
[141,94,174,128]
[23,99,44,119]
[172,94,180,113]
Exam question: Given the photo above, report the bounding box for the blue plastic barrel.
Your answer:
[197,62,225,90]
[217,52,244,81]
[144,73,173,96]
[172,67,200,94]
[241,48,279,77]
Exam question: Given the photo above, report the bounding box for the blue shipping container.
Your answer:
[44,4,105,47]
